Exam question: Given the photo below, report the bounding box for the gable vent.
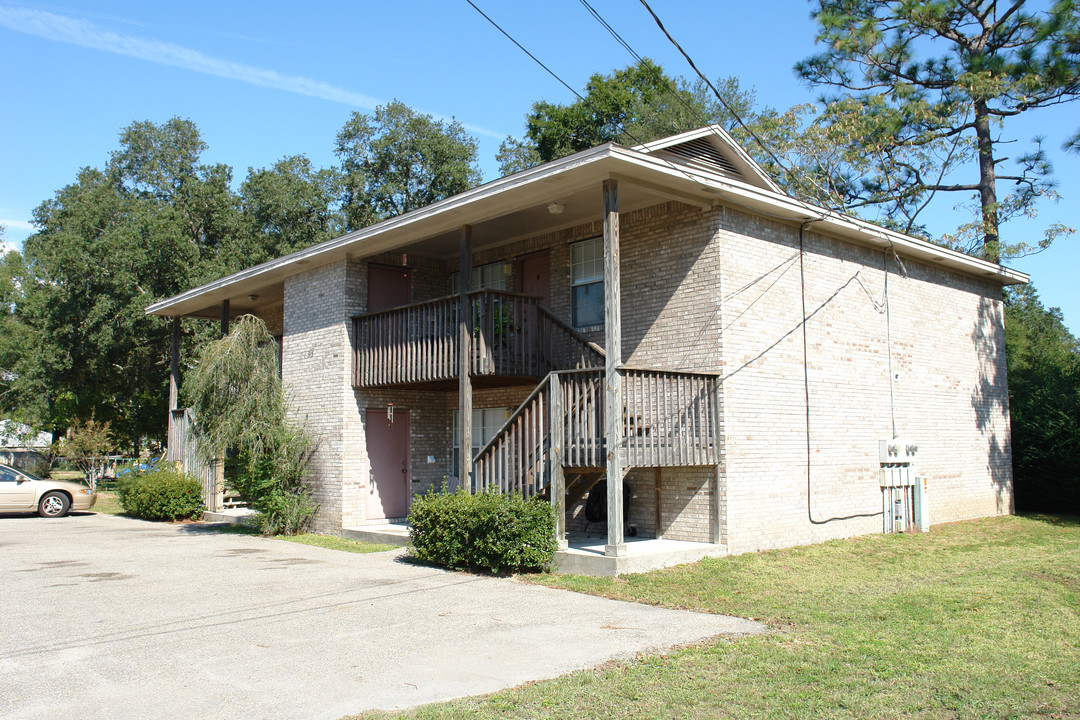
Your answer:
[664,137,741,175]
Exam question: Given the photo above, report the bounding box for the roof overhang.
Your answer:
[147,140,1027,320]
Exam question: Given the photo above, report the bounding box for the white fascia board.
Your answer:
[613,148,1029,286]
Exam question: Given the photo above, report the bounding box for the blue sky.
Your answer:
[1,0,1077,329]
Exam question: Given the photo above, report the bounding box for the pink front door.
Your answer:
[365,408,410,520]
[368,265,411,313]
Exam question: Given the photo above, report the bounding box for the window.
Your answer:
[571,237,603,328]
[450,261,511,293]
[451,408,511,473]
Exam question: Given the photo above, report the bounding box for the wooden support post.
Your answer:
[458,224,473,491]
[711,464,723,545]
[603,179,626,557]
[710,379,724,545]
[169,317,180,413]
[654,467,663,540]
[220,299,230,338]
[549,372,567,549]
[215,300,230,511]
[167,317,181,468]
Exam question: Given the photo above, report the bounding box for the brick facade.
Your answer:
[280,198,1012,553]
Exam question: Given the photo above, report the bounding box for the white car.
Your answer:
[0,464,97,517]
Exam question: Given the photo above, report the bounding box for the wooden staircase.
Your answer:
[473,365,722,527]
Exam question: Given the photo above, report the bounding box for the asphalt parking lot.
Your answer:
[0,512,763,720]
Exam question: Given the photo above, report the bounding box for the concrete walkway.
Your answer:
[0,512,764,720]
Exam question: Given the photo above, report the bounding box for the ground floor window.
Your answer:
[451,407,511,472]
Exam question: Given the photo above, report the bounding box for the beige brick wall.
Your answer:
[282,260,353,534]
[715,206,1012,554]
[280,197,1011,553]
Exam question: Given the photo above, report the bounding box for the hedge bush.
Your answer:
[408,488,557,573]
[118,468,205,521]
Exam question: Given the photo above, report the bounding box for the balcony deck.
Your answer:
[352,290,604,389]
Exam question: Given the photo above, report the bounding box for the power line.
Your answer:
[578,0,725,138]
[463,0,588,107]
[636,0,797,184]
[635,0,869,222]
[463,0,719,189]
[578,0,642,63]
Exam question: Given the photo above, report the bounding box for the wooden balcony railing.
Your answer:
[352,291,604,388]
[622,368,720,467]
[472,367,720,499]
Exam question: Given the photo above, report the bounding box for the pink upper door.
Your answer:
[518,252,551,307]
[365,408,410,520]
[368,265,411,313]
[518,252,550,374]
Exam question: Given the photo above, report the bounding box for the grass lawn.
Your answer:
[91,490,124,515]
[279,533,396,554]
[348,514,1079,719]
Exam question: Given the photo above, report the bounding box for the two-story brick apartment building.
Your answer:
[149,126,1025,574]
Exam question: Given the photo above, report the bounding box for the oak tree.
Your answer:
[335,101,481,229]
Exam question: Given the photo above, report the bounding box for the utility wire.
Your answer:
[578,0,642,62]
[637,1,806,186]
[464,0,722,190]
[463,0,589,106]
[579,0,737,141]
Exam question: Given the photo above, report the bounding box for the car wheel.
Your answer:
[38,492,71,518]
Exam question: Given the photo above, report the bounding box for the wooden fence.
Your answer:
[622,368,721,467]
[167,408,219,512]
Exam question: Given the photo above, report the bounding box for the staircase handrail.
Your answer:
[536,305,606,364]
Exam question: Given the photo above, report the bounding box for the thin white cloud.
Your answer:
[0,218,33,232]
[0,218,31,254]
[0,6,503,139]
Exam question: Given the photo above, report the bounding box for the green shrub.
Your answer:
[184,315,317,535]
[408,488,557,573]
[118,469,205,521]
[228,448,316,535]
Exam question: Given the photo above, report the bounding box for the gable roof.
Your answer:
[147,127,1027,320]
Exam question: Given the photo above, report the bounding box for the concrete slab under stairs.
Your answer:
[555,532,728,576]
[202,508,258,525]
[342,522,411,547]
[342,522,725,576]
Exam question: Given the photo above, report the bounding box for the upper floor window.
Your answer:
[571,237,603,328]
[450,261,511,294]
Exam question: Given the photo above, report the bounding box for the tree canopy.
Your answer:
[1005,284,1080,513]
[495,60,833,207]
[2,102,483,451]
[233,155,344,268]
[797,0,1080,261]
[335,100,481,230]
